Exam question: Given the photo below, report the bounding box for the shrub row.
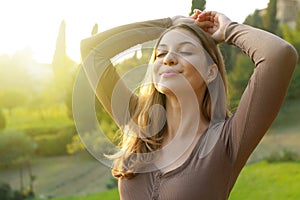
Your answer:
[33,126,76,156]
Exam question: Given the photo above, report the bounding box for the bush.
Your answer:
[24,125,75,138]
[0,181,34,200]
[34,128,75,156]
[265,148,299,163]
[105,176,118,189]
[0,181,13,200]
[0,109,6,130]
[67,130,116,155]
[0,130,36,166]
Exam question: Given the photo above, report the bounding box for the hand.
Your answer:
[192,10,232,43]
[171,15,196,26]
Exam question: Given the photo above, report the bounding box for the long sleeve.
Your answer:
[80,18,172,126]
[223,23,298,181]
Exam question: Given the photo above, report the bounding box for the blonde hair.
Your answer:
[110,23,230,179]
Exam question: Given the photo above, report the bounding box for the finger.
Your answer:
[191,13,197,19]
[191,9,202,19]
[194,20,214,29]
[193,9,202,15]
[196,12,213,22]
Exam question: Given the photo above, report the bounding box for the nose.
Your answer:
[163,51,178,66]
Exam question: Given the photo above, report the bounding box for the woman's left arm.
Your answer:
[194,10,298,165]
[224,22,298,162]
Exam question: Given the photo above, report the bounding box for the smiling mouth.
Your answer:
[161,70,181,78]
[162,71,178,77]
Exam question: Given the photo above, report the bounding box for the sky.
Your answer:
[0,0,269,64]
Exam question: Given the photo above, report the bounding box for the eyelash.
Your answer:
[156,52,167,58]
[156,51,192,58]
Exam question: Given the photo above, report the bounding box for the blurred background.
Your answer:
[0,0,299,199]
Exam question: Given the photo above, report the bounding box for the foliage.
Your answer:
[263,0,279,34]
[91,23,98,36]
[0,130,36,166]
[264,148,299,163]
[189,0,206,15]
[281,24,300,61]
[286,64,300,99]
[34,128,75,156]
[0,50,35,93]
[0,181,34,200]
[23,125,75,138]
[219,43,237,73]
[52,20,77,118]
[0,109,6,130]
[243,0,279,34]
[0,89,29,113]
[67,129,116,156]
[228,53,254,110]
[0,181,13,200]
[244,9,264,29]
[105,176,118,190]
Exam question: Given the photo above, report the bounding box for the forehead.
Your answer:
[158,28,201,47]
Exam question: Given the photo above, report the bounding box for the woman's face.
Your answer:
[152,28,211,96]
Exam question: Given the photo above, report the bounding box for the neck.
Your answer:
[164,87,208,143]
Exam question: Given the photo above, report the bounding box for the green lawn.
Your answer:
[46,189,119,200]
[40,161,300,200]
[5,105,73,130]
[229,161,300,200]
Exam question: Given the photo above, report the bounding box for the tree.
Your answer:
[0,89,29,114]
[0,109,5,130]
[91,23,98,35]
[263,0,279,34]
[295,10,300,34]
[228,54,254,110]
[51,20,76,104]
[0,130,36,166]
[280,21,300,100]
[244,9,264,29]
[189,0,206,15]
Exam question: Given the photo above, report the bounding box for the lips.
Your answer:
[161,69,180,77]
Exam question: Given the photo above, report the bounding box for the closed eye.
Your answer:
[178,51,193,55]
[156,51,167,58]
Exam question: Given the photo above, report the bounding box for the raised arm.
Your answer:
[225,22,297,163]
[194,10,298,169]
[80,18,172,126]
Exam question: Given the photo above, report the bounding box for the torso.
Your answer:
[119,122,234,200]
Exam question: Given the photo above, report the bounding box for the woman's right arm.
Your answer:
[80,18,172,126]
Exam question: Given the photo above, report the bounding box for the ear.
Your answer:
[207,64,218,84]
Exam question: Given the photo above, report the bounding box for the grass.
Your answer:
[4,105,73,130]
[0,152,112,198]
[247,99,300,163]
[229,161,300,200]
[46,189,119,200]
[34,161,300,200]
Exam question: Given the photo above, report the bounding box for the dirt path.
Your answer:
[0,151,112,198]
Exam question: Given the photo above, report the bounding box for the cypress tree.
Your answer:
[263,0,279,34]
[189,0,206,15]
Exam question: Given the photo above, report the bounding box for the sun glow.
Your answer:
[0,0,269,65]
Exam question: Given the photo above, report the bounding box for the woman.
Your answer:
[80,10,297,200]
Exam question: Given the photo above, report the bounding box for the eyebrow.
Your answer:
[158,41,198,48]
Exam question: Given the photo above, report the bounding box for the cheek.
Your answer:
[152,62,160,84]
[185,65,207,90]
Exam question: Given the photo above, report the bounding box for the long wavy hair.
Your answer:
[110,23,230,179]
